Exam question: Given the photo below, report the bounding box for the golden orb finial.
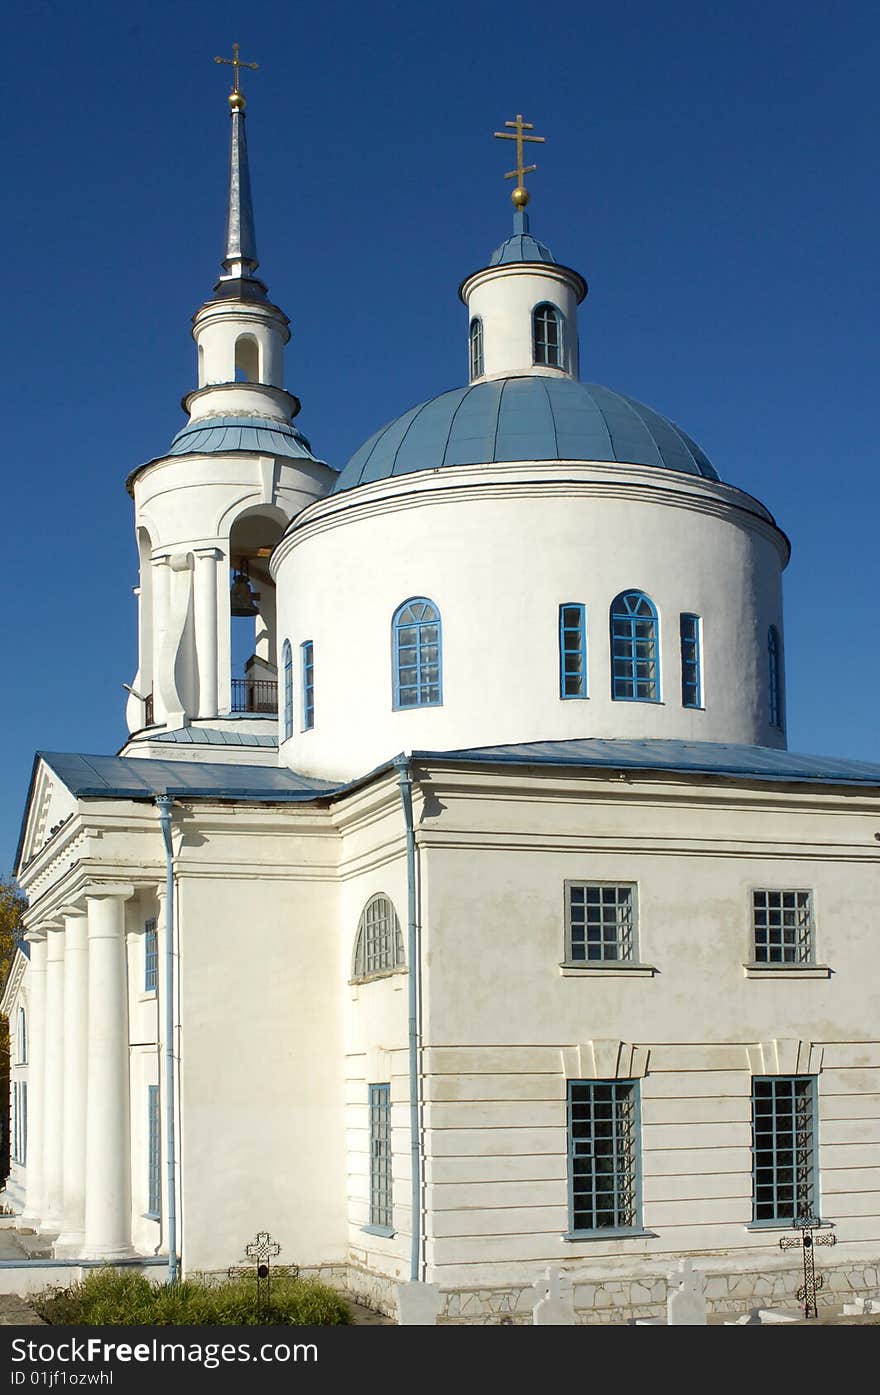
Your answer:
[511,186,530,209]
[229,91,246,111]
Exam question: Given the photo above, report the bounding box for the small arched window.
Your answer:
[469,317,484,380]
[234,334,260,383]
[768,625,784,730]
[352,895,405,981]
[532,303,563,368]
[392,598,442,708]
[17,1007,26,1064]
[610,591,660,702]
[282,640,293,740]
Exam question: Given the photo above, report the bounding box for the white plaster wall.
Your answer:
[274,463,788,781]
[412,764,880,1291]
[462,263,583,380]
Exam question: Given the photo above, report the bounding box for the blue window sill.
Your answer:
[361,1224,395,1239]
[610,696,663,705]
[560,694,589,702]
[743,962,831,980]
[746,1219,830,1232]
[563,1229,655,1242]
[560,961,656,978]
[143,1212,161,1222]
[392,701,443,713]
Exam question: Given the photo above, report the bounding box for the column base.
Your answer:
[78,1243,136,1261]
[53,1233,86,1258]
[37,1220,62,1238]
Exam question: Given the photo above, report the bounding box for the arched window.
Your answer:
[234,334,260,383]
[610,591,660,701]
[469,317,484,380]
[352,895,405,981]
[17,1007,26,1064]
[768,625,784,730]
[532,303,563,368]
[282,639,293,740]
[392,598,442,708]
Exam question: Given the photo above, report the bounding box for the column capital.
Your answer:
[58,902,89,920]
[24,928,48,945]
[193,546,222,562]
[83,882,136,903]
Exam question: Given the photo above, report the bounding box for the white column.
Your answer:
[20,933,47,1227]
[39,925,66,1232]
[83,886,133,1258]
[193,548,220,719]
[55,910,89,1257]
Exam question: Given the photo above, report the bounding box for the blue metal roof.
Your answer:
[490,232,557,266]
[37,752,338,802]
[334,376,719,493]
[147,727,278,749]
[167,415,332,467]
[410,738,880,787]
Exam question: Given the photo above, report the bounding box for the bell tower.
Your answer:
[121,49,336,756]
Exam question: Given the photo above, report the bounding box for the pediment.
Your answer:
[17,757,78,874]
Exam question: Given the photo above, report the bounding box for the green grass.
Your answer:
[34,1267,351,1326]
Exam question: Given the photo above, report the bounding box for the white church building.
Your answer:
[3,82,880,1323]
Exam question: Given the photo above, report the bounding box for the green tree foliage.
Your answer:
[0,874,26,1182]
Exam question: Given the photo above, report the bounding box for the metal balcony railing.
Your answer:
[231,678,278,713]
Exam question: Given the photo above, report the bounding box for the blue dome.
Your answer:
[490,232,557,266]
[333,376,719,493]
[168,415,327,465]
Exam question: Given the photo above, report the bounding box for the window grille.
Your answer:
[752,890,813,964]
[282,639,294,740]
[469,317,484,379]
[301,641,314,730]
[533,303,563,367]
[352,895,405,981]
[147,1085,161,1219]
[144,918,158,992]
[559,604,587,698]
[768,625,784,730]
[392,599,442,708]
[610,591,659,701]
[17,1006,26,1064]
[368,1083,392,1232]
[751,1076,817,1224]
[12,1080,28,1165]
[568,1080,640,1233]
[680,613,702,708]
[567,883,635,962]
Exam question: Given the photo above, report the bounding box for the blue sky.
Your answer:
[3,0,879,871]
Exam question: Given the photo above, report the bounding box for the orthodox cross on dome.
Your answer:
[214,42,259,108]
[494,113,546,210]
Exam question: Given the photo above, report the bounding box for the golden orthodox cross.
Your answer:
[494,113,545,205]
[214,42,259,96]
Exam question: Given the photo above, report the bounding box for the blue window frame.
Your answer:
[392,598,442,709]
[533,302,563,368]
[469,317,484,379]
[301,641,314,730]
[566,883,636,962]
[680,613,702,708]
[282,639,294,740]
[367,1083,393,1235]
[144,918,158,993]
[768,625,784,730]
[752,889,813,964]
[147,1085,161,1219]
[17,1006,26,1064]
[610,591,659,701]
[12,1081,27,1164]
[567,1080,641,1234]
[559,604,587,699]
[751,1076,817,1225]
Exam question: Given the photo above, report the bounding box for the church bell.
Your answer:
[230,561,260,617]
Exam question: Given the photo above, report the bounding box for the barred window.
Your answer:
[568,1080,640,1233]
[144,918,158,992]
[533,302,563,368]
[559,604,587,699]
[752,890,813,964]
[610,591,659,701]
[392,598,442,709]
[352,895,405,981]
[680,613,702,708]
[301,640,314,730]
[17,1006,26,1064]
[566,883,636,962]
[147,1085,161,1219]
[752,1076,817,1224]
[368,1083,393,1233]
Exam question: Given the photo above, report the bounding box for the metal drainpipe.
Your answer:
[394,755,422,1283]
[155,796,179,1283]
